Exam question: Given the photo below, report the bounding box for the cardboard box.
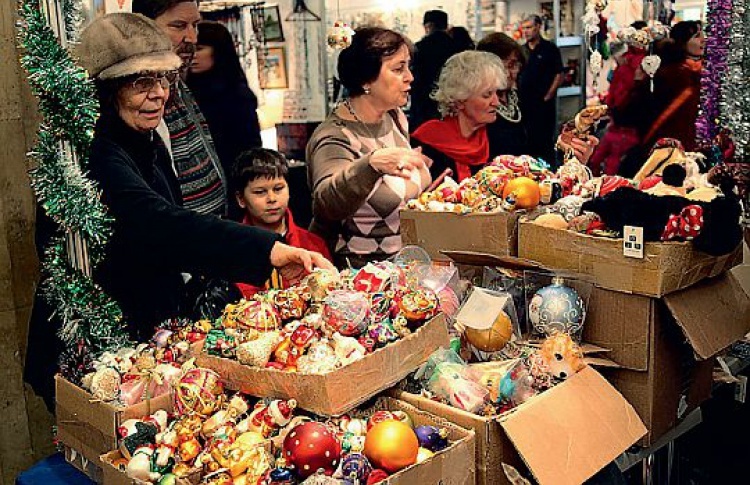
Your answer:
[395,366,646,485]
[583,270,750,444]
[56,375,173,469]
[400,209,520,261]
[517,221,742,297]
[197,314,451,416]
[63,444,104,484]
[100,396,476,485]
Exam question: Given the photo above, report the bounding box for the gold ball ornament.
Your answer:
[364,420,419,473]
[464,310,513,352]
[502,176,541,210]
[416,447,434,463]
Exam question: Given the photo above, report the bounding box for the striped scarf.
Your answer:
[164,80,227,216]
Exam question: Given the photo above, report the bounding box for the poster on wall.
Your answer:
[104,0,132,14]
[259,47,289,89]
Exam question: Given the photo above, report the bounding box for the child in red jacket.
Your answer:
[232,148,331,297]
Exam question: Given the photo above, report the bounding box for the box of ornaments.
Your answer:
[196,261,457,416]
[392,251,646,485]
[517,138,745,297]
[56,319,210,476]
[100,368,476,485]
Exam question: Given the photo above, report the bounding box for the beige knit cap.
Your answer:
[76,13,181,80]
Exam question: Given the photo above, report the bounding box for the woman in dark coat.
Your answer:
[187,21,262,187]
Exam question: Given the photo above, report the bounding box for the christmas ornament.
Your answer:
[326,21,355,49]
[89,366,121,401]
[502,177,541,210]
[528,277,586,337]
[341,453,373,483]
[366,470,389,484]
[236,331,281,367]
[552,195,585,222]
[270,289,308,320]
[239,398,298,437]
[302,269,340,301]
[390,411,413,430]
[322,290,370,337]
[224,299,281,332]
[332,332,367,366]
[296,339,338,374]
[539,179,563,204]
[173,368,224,416]
[414,425,449,452]
[363,420,419,473]
[416,447,434,463]
[397,288,439,322]
[464,310,513,352]
[352,261,406,293]
[598,175,633,197]
[283,422,342,479]
[367,411,396,431]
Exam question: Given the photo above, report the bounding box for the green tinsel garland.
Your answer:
[17,0,130,370]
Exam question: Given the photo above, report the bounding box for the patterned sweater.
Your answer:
[164,80,227,216]
[307,108,430,267]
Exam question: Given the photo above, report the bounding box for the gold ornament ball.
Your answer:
[464,310,513,352]
[502,176,541,209]
[364,420,419,473]
[416,447,434,463]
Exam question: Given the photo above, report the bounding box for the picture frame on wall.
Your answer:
[259,47,288,89]
[262,5,284,42]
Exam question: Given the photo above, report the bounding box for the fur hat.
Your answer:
[76,13,181,80]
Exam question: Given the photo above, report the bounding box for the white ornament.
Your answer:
[589,51,603,78]
[641,55,661,78]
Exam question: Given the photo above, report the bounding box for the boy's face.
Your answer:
[236,176,290,226]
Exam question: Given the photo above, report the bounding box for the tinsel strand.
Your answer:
[696,0,733,144]
[720,0,750,161]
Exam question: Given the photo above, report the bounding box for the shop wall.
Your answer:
[0,0,56,483]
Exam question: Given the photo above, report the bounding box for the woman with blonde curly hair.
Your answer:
[411,50,507,181]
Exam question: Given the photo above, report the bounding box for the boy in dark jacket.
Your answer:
[232,149,332,297]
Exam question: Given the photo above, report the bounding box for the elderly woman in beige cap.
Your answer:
[76,13,332,340]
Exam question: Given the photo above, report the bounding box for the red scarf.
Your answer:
[412,117,489,181]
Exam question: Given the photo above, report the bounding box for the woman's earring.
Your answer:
[363,86,371,95]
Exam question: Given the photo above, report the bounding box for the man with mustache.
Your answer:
[132,0,228,216]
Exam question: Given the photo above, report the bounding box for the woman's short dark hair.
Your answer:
[655,20,703,64]
[195,21,247,86]
[337,27,411,97]
[476,32,527,67]
[230,148,289,193]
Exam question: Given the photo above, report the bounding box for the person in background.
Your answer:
[307,27,432,269]
[411,51,507,181]
[132,0,228,216]
[448,26,475,52]
[588,21,649,175]
[25,13,332,411]
[476,32,530,157]
[641,20,704,152]
[188,21,262,208]
[409,10,459,129]
[232,148,331,297]
[519,14,564,166]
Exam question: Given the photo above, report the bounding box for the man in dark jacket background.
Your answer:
[409,10,459,129]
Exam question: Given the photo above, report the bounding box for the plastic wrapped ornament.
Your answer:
[341,453,373,483]
[326,21,355,50]
[528,277,586,337]
[322,290,370,337]
[302,269,340,301]
[173,368,224,416]
[270,289,308,320]
[352,261,406,293]
[436,286,460,318]
[414,425,449,452]
[364,420,419,473]
[502,176,541,210]
[463,310,513,352]
[89,366,121,401]
[283,422,342,479]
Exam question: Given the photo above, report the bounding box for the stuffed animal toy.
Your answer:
[540,332,586,380]
[633,138,687,183]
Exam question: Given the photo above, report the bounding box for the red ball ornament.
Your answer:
[364,420,419,473]
[367,411,395,431]
[367,469,390,484]
[283,422,341,479]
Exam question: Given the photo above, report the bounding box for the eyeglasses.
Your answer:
[131,71,179,93]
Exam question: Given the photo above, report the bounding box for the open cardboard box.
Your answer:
[197,314,451,416]
[100,396,476,485]
[583,268,750,445]
[55,375,173,481]
[400,209,520,261]
[517,221,742,297]
[394,366,646,485]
